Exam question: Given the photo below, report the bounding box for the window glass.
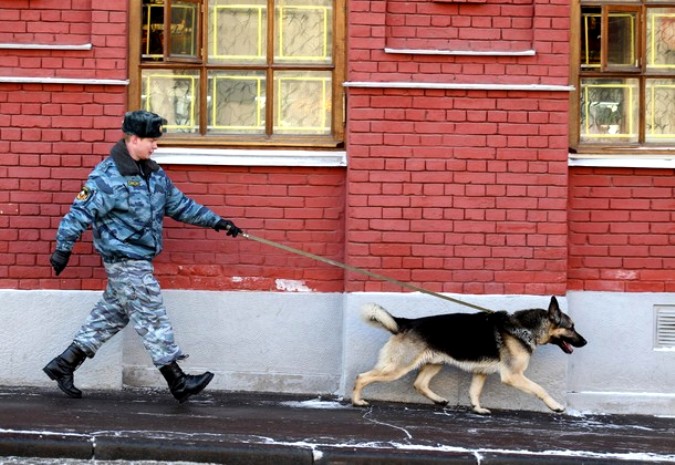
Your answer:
[581,8,601,69]
[207,70,266,134]
[142,2,165,59]
[575,4,675,149]
[274,0,333,64]
[168,0,199,60]
[142,69,201,134]
[135,0,343,144]
[273,70,332,135]
[645,78,675,143]
[607,11,637,68]
[647,8,675,71]
[209,0,267,64]
[580,78,639,144]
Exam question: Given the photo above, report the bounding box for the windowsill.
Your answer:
[152,147,347,167]
[384,47,536,57]
[569,153,675,168]
[0,43,93,50]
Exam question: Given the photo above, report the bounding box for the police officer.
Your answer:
[44,110,241,403]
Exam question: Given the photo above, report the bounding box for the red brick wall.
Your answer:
[0,87,346,291]
[0,1,127,80]
[0,82,346,291]
[155,165,346,292]
[344,88,570,295]
[385,0,535,53]
[0,2,129,290]
[0,84,128,290]
[6,0,673,297]
[344,0,572,295]
[0,2,348,293]
[0,2,347,293]
[568,167,675,292]
[350,0,570,85]
[0,0,92,46]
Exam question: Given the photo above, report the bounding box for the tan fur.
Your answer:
[352,299,586,414]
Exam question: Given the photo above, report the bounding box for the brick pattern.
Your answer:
[345,88,570,295]
[569,167,675,292]
[0,84,346,291]
[4,0,673,296]
[0,84,127,290]
[0,0,92,45]
[0,1,129,288]
[0,3,347,293]
[154,166,346,292]
[350,0,570,85]
[0,1,127,80]
[385,0,534,53]
[345,0,572,296]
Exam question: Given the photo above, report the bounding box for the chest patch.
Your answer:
[128,180,142,187]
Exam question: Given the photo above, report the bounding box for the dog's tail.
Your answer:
[361,303,400,334]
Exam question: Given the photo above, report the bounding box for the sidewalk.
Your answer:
[0,387,673,464]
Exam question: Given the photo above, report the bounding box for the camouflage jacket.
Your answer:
[55,139,222,262]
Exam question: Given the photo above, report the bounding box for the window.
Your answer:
[129,0,345,147]
[572,1,675,152]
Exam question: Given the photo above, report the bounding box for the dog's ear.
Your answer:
[548,296,562,325]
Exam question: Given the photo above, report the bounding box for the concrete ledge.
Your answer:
[0,432,92,460]
[479,454,631,465]
[316,447,474,464]
[95,436,313,464]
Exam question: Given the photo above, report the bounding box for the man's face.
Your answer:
[127,135,158,161]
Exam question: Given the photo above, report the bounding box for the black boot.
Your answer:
[43,343,87,399]
[159,361,214,404]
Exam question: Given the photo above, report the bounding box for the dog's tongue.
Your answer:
[563,341,573,353]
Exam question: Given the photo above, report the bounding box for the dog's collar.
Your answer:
[508,327,536,352]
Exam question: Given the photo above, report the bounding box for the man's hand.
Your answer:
[214,219,242,237]
[50,250,71,276]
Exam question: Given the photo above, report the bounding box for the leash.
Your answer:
[238,230,494,313]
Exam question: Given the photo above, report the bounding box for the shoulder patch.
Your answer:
[75,186,92,202]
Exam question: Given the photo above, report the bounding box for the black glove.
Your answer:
[214,219,242,237]
[50,250,71,276]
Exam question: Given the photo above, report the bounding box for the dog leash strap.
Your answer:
[240,231,493,313]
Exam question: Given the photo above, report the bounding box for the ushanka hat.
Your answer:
[122,110,167,138]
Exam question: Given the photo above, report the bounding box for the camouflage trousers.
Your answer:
[73,260,185,368]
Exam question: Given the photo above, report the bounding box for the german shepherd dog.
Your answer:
[352,296,587,414]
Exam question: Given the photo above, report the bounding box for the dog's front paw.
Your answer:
[352,399,370,407]
[472,405,491,415]
[547,401,565,413]
[433,398,449,406]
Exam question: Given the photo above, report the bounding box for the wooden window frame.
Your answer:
[570,0,675,155]
[128,0,346,149]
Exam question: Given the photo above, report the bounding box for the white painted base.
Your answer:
[1,289,673,416]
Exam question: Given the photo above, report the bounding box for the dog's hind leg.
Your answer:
[352,341,428,406]
[469,373,491,415]
[413,363,448,405]
[352,361,420,406]
[500,372,564,413]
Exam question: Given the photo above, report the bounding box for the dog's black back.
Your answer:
[392,311,516,362]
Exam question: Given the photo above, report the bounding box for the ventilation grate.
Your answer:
[655,306,675,350]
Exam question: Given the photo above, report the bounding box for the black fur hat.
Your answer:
[122,110,167,138]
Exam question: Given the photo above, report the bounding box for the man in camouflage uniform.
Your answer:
[43,110,241,403]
